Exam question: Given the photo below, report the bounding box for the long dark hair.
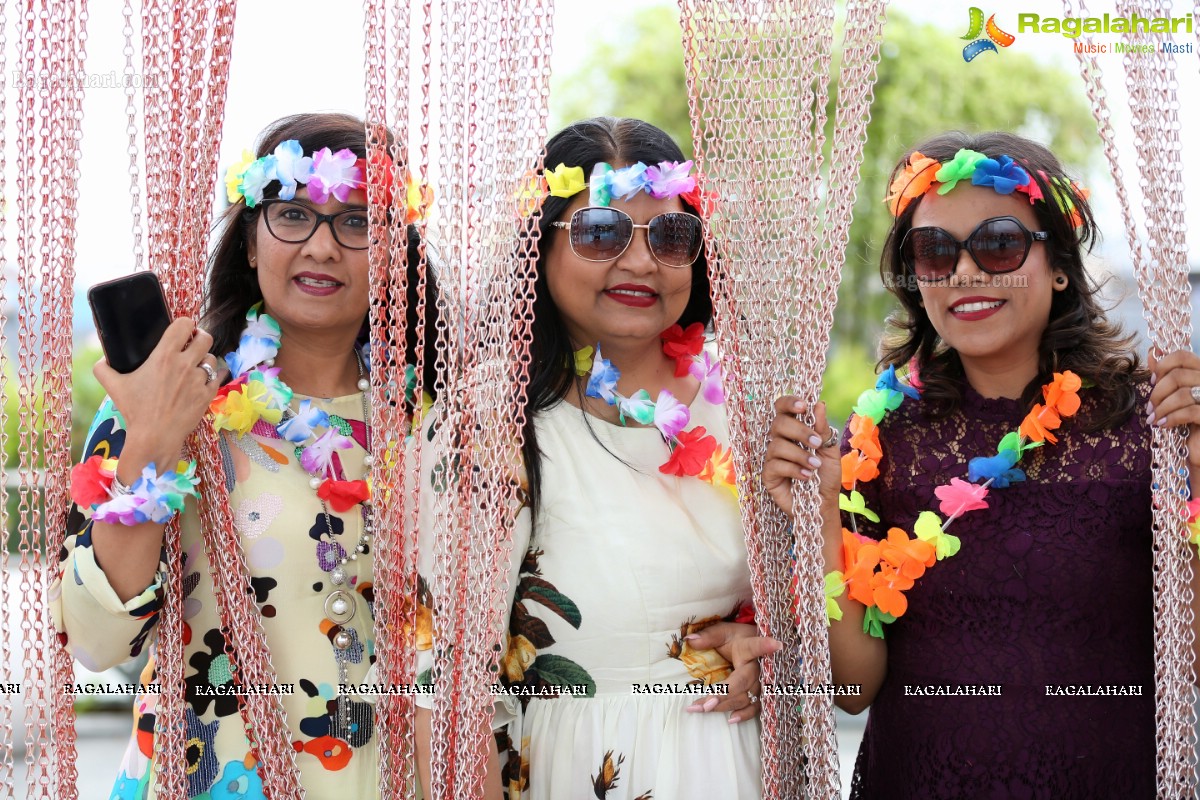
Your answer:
[521,117,713,518]
[879,130,1141,429]
[201,112,438,395]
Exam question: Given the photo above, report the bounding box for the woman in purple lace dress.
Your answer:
[763,131,1200,798]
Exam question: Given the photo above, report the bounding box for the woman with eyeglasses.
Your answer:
[415,117,778,799]
[764,130,1200,798]
[53,112,437,798]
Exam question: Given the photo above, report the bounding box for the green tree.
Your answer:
[550,5,693,156]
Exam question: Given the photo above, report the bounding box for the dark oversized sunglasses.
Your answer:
[900,215,1049,282]
[552,206,704,268]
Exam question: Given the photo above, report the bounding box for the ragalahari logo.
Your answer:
[961,7,1016,61]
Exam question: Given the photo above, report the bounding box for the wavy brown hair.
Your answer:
[879,130,1142,430]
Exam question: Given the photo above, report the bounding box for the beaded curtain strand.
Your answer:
[1064,0,1198,792]
[420,0,552,796]
[8,1,89,796]
[126,1,313,797]
[361,0,433,795]
[677,0,888,796]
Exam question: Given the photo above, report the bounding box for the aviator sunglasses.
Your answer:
[900,215,1050,283]
[552,206,704,268]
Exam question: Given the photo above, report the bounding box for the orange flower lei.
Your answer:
[825,368,1084,638]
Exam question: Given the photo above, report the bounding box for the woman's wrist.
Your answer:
[116,432,185,483]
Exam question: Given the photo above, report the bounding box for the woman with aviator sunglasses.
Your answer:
[415,117,777,799]
[764,130,1200,798]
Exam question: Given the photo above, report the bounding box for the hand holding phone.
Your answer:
[87,272,173,374]
[85,273,227,479]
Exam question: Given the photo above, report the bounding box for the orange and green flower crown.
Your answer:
[886,148,1089,227]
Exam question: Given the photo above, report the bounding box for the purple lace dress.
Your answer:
[843,384,1155,800]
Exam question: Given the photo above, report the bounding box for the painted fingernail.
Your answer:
[1146,401,1154,414]
[685,704,701,713]
[683,634,701,641]
[1147,413,1155,425]
[1157,417,1168,427]
[1151,373,1158,386]
[799,469,813,479]
[808,435,822,447]
[793,401,805,412]
[807,457,822,468]
[702,698,719,712]
[727,715,741,724]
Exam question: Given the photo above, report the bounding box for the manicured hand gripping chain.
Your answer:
[824,365,1085,638]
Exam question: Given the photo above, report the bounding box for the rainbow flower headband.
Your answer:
[225,139,431,224]
[535,160,715,216]
[886,148,1089,227]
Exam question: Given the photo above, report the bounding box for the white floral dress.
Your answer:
[417,394,761,799]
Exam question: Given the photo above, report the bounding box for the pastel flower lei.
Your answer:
[825,366,1085,638]
[539,160,718,218]
[208,304,371,512]
[885,147,1090,227]
[575,322,736,494]
[225,139,432,224]
[70,456,199,525]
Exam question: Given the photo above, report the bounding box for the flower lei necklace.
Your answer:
[574,322,736,494]
[209,304,373,513]
[825,365,1085,638]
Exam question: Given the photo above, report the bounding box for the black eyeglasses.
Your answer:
[901,216,1050,282]
[551,206,704,268]
[260,199,369,250]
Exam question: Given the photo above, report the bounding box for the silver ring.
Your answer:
[747,692,759,704]
[820,426,840,449]
[1190,386,1200,404]
[199,362,218,385]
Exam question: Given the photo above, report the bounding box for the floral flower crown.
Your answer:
[533,160,717,218]
[886,147,1090,227]
[224,139,431,224]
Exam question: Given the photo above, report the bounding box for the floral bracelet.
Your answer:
[70,455,200,526]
